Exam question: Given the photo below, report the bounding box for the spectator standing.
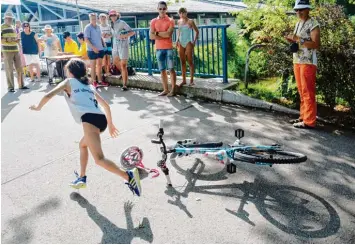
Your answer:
[1,12,28,92]
[99,13,112,76]
[109,9,135,91]
[176,7,199,87]
[21,22,41,82]
[285,0,320,129]
[84,13,108,87]
[149,1,177,96]
[40,25,61,84]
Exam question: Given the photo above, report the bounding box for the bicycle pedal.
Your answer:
[235,129,244,139]
[226,163,237,173]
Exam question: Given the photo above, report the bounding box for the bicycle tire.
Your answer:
[233,149,307,164]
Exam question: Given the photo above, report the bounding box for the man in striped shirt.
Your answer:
[1,12,28,92]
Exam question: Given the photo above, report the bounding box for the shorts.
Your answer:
[104,42,112,55]
[156,49,174,71]
[112,41,129,60]
[24,54,40,65]
[88,50,105,60]
[81,113,107,132]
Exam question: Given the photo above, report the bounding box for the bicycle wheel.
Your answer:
[233,149,307,164]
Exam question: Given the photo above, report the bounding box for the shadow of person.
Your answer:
[70,193,153,244]
[2,197,61,244]
[1,89,26,122]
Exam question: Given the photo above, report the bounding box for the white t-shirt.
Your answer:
[64,78,104,123]
[40,34,59,57]
[99,24,112,43]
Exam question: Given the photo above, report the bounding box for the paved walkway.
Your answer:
[1,72,355,243]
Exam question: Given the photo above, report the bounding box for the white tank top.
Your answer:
[64,78,104,123]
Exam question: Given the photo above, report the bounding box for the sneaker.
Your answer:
[100,81,109,86]
[69,171,87,189]
[122,86,128,91]
[93,81,99,88]
[8,88,15,93]
[19,86,30,90]
[125,168,142,196]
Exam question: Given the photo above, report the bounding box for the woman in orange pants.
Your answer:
[286,0,320,129]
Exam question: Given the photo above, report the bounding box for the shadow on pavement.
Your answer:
[70,193,153,244]
[1,197,61,244]
[165,158,340,239]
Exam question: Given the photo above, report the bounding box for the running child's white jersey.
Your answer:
[64,78,104,123]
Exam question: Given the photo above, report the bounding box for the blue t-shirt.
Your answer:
[84,23,104,51]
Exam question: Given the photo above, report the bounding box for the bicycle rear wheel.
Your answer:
[233,149,307,164]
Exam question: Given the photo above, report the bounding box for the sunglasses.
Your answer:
[295,8,307,12]
[159,7,167,11]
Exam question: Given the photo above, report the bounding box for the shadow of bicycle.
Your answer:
[166,158,340,239]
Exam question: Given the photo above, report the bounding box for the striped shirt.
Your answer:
[1,23,19,52]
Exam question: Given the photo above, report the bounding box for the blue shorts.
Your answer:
[104,42,112,55]
[88,50,105,60]
[156,49,174,71]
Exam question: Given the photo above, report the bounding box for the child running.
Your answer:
[29,58,142,196]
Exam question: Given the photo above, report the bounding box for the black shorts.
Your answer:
[88,50,105,60]
[81,113,107,132]
[105,42,112,55]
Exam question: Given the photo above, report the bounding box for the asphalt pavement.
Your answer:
[1,71,355,243]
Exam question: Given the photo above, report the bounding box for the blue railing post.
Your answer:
[145,29,153,75]
[221,25,229,84]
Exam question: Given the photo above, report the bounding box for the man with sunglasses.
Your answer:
[285,0,320,129]
[21,22,41,82]
[150,1,177,96]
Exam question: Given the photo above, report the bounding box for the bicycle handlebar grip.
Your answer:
[151,139,161,144]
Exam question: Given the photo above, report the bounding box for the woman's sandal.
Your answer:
[293,122,315,129]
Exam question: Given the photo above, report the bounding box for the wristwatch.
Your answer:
[300,38,305,45]
[155,31,159,36]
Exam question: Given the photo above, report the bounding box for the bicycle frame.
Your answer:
[152,121,284,186]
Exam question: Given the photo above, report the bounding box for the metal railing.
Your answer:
[52,24,230,83]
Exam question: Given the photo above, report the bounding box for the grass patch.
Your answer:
[238,77,298,108]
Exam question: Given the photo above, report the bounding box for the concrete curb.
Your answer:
[107,73,301,116]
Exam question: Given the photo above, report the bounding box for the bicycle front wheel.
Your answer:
[233,149,307,164]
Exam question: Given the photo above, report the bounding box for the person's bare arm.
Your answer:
[191,20,199,45]
[56,38,62,52]
[286,26,320,50]
[85,38,99,53]
[149,24,163,40]
[302,27,320,50]
[94,91,119,137]
[121,30,135,39]
[157,25,174,38]
[29,79,69,111]
[34,33,41,53]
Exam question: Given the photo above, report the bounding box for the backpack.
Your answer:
[109,64,121,75]
[127,66,136,76]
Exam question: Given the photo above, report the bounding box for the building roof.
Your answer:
[54,0,245,14]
